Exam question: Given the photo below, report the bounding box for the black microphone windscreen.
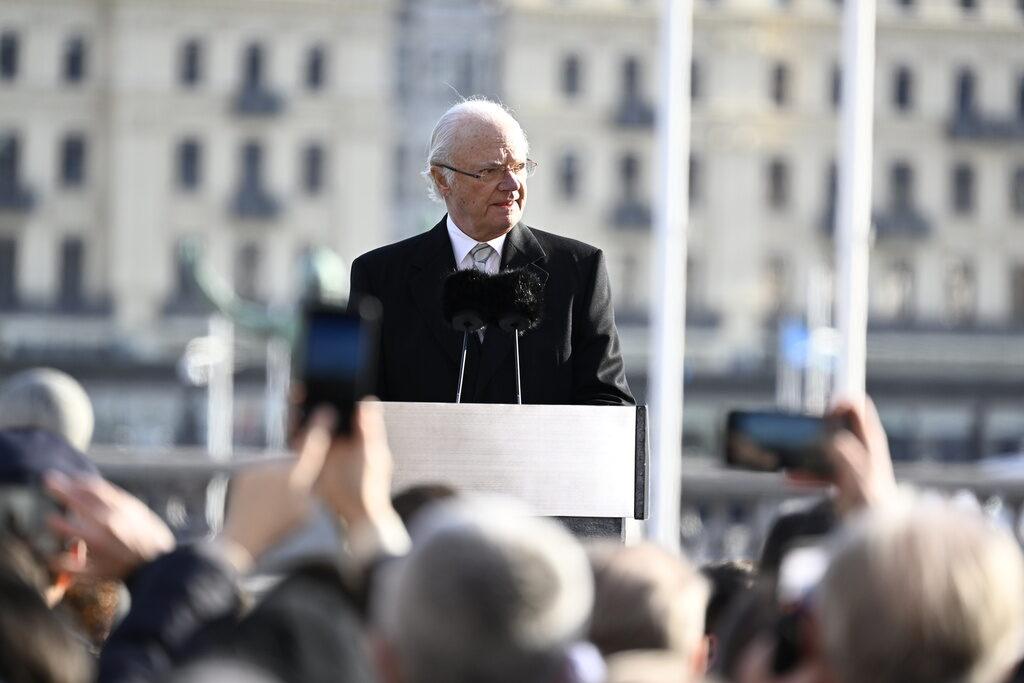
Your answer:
[494,268,545,332]
[442,269,491,331]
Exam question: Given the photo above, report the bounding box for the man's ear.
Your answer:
[431,167,452,197]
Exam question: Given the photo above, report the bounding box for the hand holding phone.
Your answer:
[294,297,381,436]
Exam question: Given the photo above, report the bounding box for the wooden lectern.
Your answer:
[380,402,649,540]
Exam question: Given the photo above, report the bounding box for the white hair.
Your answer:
[0,367,94,452]
[422,98,530,203]
[374,497,592,683]
[818,491,1024,683]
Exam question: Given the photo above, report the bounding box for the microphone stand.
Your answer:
[456,330,470,403]
[513,330,522,404]
[451,312,484,404]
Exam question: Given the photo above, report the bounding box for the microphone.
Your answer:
[491,268,545,404]
[442,269,490,403]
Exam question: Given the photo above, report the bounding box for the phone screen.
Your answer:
[724,411,845,474]
[296,299,380,435]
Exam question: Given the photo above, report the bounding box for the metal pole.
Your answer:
[833,0,876,407]
[646,0,693,551]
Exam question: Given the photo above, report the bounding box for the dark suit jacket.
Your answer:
[349,218,634,405]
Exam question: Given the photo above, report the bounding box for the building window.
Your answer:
[955,68,976,116]
[878,260,915,321]
[0,238,16,308]
[770,62,790,107]
[177,139,201,191]
[63,35,87,83]
[1013,265,1024,324]
[891,161,915,209]
[562,54,581,97]
[241,141,265,187]
[172,239,201,304]
[893,66,914,112]
[768,157,790,209]
[180,39,202,87]
[1011,166,1024,216]
[945,259,976,324]
[60,134,87,188]
[305,45,325,91]
[243,43,265,87]
[896,0,915,8]
[234,243,261,301]
[689,154,702,207]
[302,144,324,194]
[0,133,21,188]
[952,163,975,215]
[831,63,842,109]
[559,152,578,200]
[691,58,702,101]
[764,256,789,316]
[623,56,641,99]
[59,237,84,308]
[960,0,977,11]
[686,256,704,314]
[620,153,639,192]
[1017,74,1024,120]
[0,31,18,81]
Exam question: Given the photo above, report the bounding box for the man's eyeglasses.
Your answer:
[434,159,538,183]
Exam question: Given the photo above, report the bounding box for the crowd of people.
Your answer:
[1,367,1023,683]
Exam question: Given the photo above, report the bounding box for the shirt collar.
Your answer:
[446,215,508,266]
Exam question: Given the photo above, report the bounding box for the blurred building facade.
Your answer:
[0,0,392,444]
[2,0,1024,459]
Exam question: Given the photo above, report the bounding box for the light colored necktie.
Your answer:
[469,242,495,272]
[469,243,495,341]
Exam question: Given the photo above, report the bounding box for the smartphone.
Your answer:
[0,484,63,557]
[294,297,381,435]
[723,410,850,475]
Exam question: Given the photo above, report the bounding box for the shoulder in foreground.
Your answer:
[523,224,603,259]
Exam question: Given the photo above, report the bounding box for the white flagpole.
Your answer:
[646,0,693,551]
[833,0,876,405]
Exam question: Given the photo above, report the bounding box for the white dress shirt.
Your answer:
[446,215,506,274]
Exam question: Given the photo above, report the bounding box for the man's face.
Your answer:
[433,117,528,242]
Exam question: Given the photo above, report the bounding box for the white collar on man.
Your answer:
[446,215,508,270]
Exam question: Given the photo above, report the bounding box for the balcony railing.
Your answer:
[231,184,281,220]
[611,198,652,230]
[0,183,36,212]
[948,111,1024,141]
[233,84,285,116]
[613,97,655,128]
[820,203,931,239]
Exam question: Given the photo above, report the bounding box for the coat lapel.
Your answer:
[409,218,463,367]
[474,223,549,399]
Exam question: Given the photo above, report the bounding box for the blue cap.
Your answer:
[0,427,99,485]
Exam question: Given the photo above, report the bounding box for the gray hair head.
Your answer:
[0,368,94,452]
[422,98,529,203]
[818,492,1024,683]
[375,497,592,683]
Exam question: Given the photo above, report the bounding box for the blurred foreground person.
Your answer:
[374,498,596,683]
[817,493,1024,683]
[587,542,710,682]
[0,428,106,681]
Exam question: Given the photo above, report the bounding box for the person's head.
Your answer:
[817,493,1024,683]
[587,542,710,678]
[701,559,757,669]
[374,497,593,683]
[391,483,458,529]
[0,428,98,606]
[0,368,94,452]
[424,98,531,242]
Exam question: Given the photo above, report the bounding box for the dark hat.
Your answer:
[0,427,99,485]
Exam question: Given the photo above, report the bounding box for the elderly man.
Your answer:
[350,98,633,405]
